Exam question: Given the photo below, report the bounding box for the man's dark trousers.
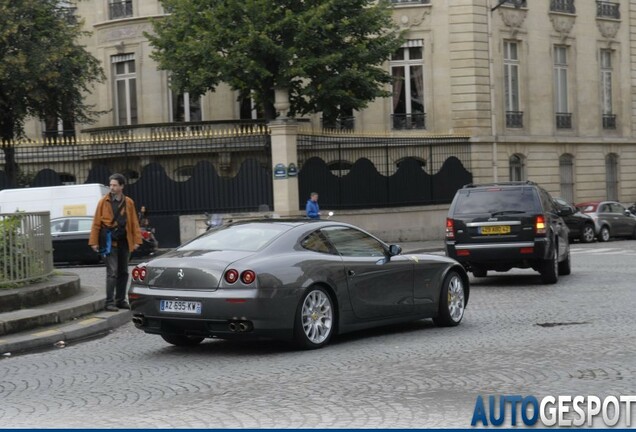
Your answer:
[105,239,129,306]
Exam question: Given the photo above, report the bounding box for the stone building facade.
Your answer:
[23,0,636,205]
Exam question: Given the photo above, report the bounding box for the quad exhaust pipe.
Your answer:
[132,315,145,326]
[228,320,252,332]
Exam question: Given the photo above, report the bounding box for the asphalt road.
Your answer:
[1,240,635,428]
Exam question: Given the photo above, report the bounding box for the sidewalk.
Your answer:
[0,273,130,357]
[0,240,444,357]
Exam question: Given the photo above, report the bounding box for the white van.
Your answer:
[0,184,109,218]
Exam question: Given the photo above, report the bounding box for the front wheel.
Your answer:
[433,270,465,327]
[161,334,204,347]
[580,224,595,243]
[598,226,610,242]
[294,286,335,350]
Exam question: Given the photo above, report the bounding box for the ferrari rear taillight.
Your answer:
[132,266,146,282]
[241,270,256,284]
[445,218,455,240]
[224,269,256,285]
[224,269,239,284]
[535,215,547,235]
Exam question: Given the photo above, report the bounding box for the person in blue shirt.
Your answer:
[306,192,321,219]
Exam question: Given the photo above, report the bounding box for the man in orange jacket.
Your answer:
[89,173,143,311]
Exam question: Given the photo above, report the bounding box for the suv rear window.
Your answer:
[453,187,540,215]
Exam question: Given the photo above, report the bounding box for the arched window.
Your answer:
[395,157,426,170]
[59,173,76,185]
[605,153,619,200]
[559,154,574,203]
[509,154,526,181]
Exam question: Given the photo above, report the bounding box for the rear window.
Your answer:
[579,204,598,213]
[180,223,290,252]
[453,187,540,215]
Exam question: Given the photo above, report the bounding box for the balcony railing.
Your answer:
[505,111,524,128]
[602,114,617,129]
[109,0,133,20]
[550,0,576,14]
[392,113,426,130]
[501,0,528,8]
[556,112,572,129]
[321,116,355,131]
[596,1,620,19]
[390,0,431,4]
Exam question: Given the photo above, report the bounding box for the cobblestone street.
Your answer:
[1,241,635,428]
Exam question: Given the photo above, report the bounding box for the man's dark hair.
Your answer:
[109,173,126,186]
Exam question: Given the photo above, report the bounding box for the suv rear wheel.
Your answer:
[539,246,558,284]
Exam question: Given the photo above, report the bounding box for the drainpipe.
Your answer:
[487,0,499,182]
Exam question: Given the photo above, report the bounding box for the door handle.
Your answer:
[347,269,355,277]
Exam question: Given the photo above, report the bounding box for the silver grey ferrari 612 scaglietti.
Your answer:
[129,219,469,349]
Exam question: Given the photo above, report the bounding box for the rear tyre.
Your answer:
[558,246,571,276]
[580,224,595,243]
[632,226,636,240]
[539,246,558,284]
[433,270,465,327]
[161,334,204,347]
[598,226,610,242]
[294,286,335,350]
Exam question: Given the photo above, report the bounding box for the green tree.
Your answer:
[0,0,105,186]
[148,0,403,122]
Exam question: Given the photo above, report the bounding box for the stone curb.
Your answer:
[0,310,131,356]
[0,273,81,313]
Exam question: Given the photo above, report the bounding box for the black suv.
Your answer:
[445,181,571,284]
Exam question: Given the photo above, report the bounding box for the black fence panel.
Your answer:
[297,134,472,209]
[0,132,272,219]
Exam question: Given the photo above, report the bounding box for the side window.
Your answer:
[51,220,65,233]
[599,204,609,213]
[67,219,79,232]
[300,231,334,254]
[322,227,386,257]
[78,219,93,231]
[611,203,625,214]
[538,189,554,213]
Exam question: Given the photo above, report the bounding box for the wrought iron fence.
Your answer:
[596,1,620,19]
[556,113,572,129]
[506,111,524,128]
[392,113,426,130]
[0,212,53,287]
[603,114,617,129]
[297,132,472,209]
[550,0,576,14]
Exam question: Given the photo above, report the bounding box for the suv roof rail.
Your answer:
[462,180,538,189]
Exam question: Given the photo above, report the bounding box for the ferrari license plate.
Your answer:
[159,300,202,314]
[480,225,511,235]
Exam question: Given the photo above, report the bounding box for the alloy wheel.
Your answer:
[301,289,333,344]
[447,274,465,322]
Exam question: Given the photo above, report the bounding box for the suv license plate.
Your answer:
[160,300,202,314]
[480,225,511,235]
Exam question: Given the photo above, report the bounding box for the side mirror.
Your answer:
[625,210,631,217]
[558,207,574,216]
[388,244,402,256]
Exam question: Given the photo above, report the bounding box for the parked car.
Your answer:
[445,181,571,284]
[554,197,596,243]
[50,216,158,264]
[50,216,101,264]
[129,219,470,349]
[575,201,636,242]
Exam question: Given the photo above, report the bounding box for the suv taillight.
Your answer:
[535,215,547,235]
[445,218,455,240]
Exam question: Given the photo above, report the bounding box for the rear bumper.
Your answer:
[445,238,550,269]
[129,285,298,341]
